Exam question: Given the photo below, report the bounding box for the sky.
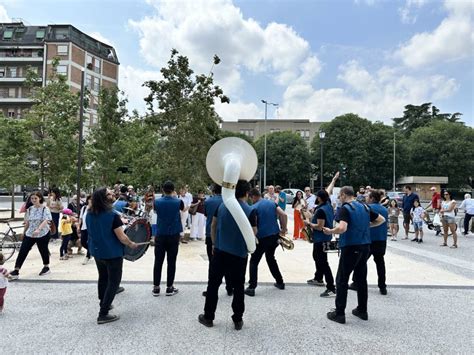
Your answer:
[1,0,472,125]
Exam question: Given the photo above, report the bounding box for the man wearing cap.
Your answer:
[426,186,441,213]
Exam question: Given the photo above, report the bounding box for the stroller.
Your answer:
[424,212,442,236]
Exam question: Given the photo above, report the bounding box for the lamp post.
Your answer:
[261,99,278,190]
[76,68,85,211]
[319,129,325,189]
[393,130,396,191]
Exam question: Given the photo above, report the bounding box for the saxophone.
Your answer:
[278,234,294,250]
[300,208,313,243]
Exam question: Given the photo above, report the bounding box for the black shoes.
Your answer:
[39,267,50,276]
[226,289,233,296]
[198,314,213,327]
[9,269,19,280]
[307,279,325,286]
[202,291,207,297]
[352,308,368,320]
[327,310,345,324]
[380,288,387,295]
[166,286,179,296]
[411,238,419,242]
[97,314,120,324]
[348,282,357,291]
[152,286,160,297]
[244,287,255,297]
[274,282,285,290]
[417,239,423,243]
[116,286,125,294]
[234,320,243,330]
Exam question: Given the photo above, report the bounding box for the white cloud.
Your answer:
[396,0,474,67]
[128,0,320,96]
[280,61,459,123]
[215,101,262,121]
[118,65,162,114]
[0,5,10,22]
[398,0,429,24]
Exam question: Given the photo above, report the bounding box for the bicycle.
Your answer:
[0,220,24,262]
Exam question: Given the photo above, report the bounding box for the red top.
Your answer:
[431,192,441,209]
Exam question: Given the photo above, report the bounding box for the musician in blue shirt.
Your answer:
[323,186,385,324]
[152,181,184,297]
[244,188,287,297]
[199,180,257,331]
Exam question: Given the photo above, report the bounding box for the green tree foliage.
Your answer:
[393,103,463,135]
[219,130,254,145]
[254,131,310,188]
[407,121,474,188]
[0,118,36,217]
[310,114,399,189]
[23,58,80,190]
[85,87,128,186]
[143,49,229,190]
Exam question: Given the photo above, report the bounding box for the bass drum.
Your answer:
[124,219,151,262]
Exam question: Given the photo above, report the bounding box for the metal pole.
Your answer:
[259,167,262,193]
[320,141,323,189]
[393,131,396,191]
[76,69,85,212]
[263,102,267,189]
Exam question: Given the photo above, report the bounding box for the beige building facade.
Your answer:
[221,119,323,143]
[0,22,119,133]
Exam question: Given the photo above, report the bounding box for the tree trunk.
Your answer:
[10,184,15,219]
[40,157,45,191]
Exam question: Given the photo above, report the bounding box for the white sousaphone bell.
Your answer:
[206,137,258,254]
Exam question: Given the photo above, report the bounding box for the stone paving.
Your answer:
[1,207,473,354]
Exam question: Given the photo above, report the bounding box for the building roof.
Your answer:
[396,176,449,184]
[0,22,119,64]
[235,118,312,123]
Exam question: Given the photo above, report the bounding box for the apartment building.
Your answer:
[0,22,119,132]
[221,118,323,144]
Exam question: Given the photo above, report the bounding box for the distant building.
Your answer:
[221,118,323,143]
[0,22,119,133]
[396,176,449,200]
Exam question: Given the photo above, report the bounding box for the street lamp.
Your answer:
[319,129,325,189]
[76,68,85,211]
[261,99,278,189]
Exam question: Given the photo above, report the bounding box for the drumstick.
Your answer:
[134,242,150,246]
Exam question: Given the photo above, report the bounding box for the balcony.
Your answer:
[0,92,34,103]
[0,73,43,82]
[0,51,44,63]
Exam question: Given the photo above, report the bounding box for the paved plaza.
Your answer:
[1,207,473,354]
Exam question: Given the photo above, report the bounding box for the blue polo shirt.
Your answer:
[402,192,419,214]
[154,195,183,236]
[253,199,280,239]
[86,210,124,259]
[277,192,287,211]
[204,195,223,239]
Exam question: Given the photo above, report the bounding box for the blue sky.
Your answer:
[1,0,472,125]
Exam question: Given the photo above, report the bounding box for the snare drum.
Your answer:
[124,218,151,262]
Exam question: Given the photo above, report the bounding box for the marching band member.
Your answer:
[245,188,287,296]
[323,186,385,324]
[199,180,257,330]
[152,181,184,297]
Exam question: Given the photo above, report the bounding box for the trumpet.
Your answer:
[278,234,294,250]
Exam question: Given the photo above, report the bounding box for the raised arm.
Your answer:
[326,171,340,196]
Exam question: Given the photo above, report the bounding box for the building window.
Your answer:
[57,45,68,55]
[240,129,254,138]
[86,74,92,90]
[57,65,67,75]
[8,88,15,98]
[36,30,45,39]
[270,128,280,133]
[0,67,4,77]
[94,58,101,74]
[9,67,17,78]
[8,108,15,117]
[94,77,100,92]
[86,54,93,70]
[3,30,13,40]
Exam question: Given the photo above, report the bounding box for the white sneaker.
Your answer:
[82,256,90,265]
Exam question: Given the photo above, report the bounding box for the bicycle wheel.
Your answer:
[0,234,16,262]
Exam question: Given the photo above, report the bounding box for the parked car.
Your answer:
[0,187,9,195]
[282,188,304,204]
[387,191,405,208]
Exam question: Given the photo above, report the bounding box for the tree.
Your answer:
[85,87,128,187]
[219,130,254,145]
[407,121,474,188]
[23,58,80,190]
[393,103,464,135]
[0,118,36,217]
[310,113,397,189]
[254,131,310,188]
[143,49,229,190]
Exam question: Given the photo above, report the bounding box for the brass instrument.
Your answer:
[278,234,294,250]
[300,208,313,243]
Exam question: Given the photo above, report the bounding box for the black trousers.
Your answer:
[248,234,283,289]
[206,239,232,292]
[204,249,248,322]
[153,234,180,287]
[352,240,387,289]
[15,235,50,269]
[95,257,123,316]
[464,213,473,234]
[80,229,91,258]
[313,242,335,291]
[335,244,370,316]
